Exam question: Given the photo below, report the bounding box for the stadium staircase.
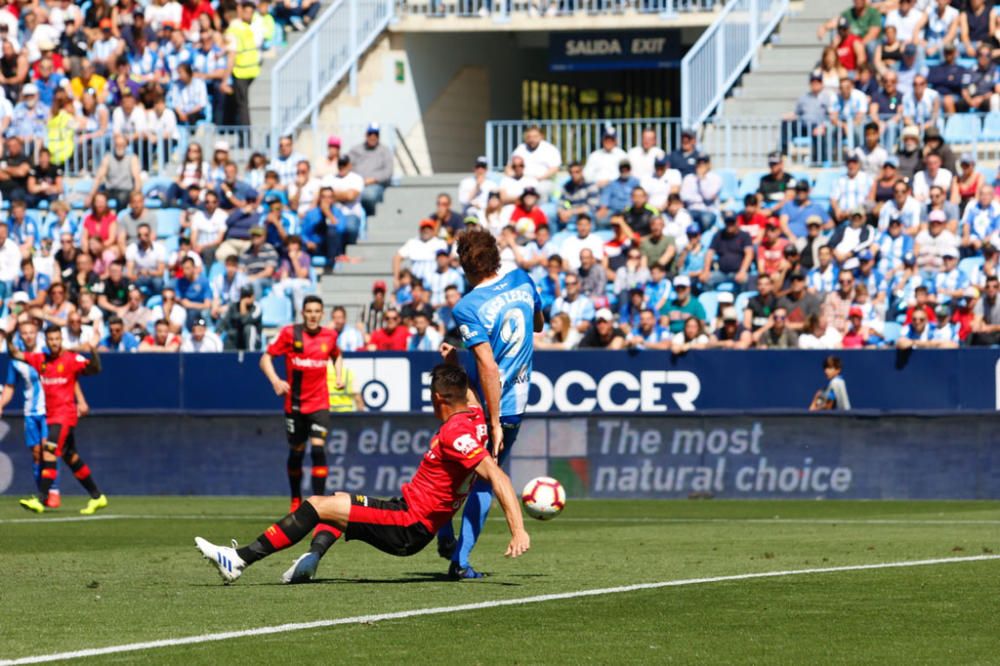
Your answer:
[702,0,828,167]
[319,174,462,318]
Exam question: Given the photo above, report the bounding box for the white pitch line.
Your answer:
[2,554,998,666]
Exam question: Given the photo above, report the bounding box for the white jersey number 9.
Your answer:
[499,308,526,356]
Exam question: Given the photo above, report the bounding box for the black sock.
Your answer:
[67,455,101,498]
[310,447,327,496]
[287,447,305,499]
[309,524,341,557]
[37,459,57,502]
[236,501,320,564]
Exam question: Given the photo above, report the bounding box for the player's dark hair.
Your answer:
[302,295,324,310]
[155,318,169,328]
[430,364,469,405]
[456,228,501,282]
[823,355,842,371]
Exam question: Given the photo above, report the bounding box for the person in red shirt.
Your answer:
[196,363,530,584]
[12,326,107,515]
[833,17,865,71]
[736,194,769,243]
[904,285,937,325]
[260,295,343,513]
[139,319,182,352]
[508,187,548,232]
[756,221,789,278]
[366,308,410,350]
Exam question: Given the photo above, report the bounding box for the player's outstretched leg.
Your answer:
[287,444,306,511]
[449,477,493,579]
[309,443,328,496]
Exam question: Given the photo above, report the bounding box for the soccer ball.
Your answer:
[521,477,566,521]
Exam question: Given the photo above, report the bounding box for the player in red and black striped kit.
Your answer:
[195,363,530,584]
[260,295,343,513]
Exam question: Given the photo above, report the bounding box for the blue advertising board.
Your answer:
[0,350,995,415]
[1,414,997,499]
[549,30,681,72]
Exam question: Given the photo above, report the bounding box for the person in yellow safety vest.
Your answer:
[223,0,260,128]
[46,90,76,166]
[328,362,365,412]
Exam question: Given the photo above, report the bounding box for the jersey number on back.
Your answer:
[500,309,525,355]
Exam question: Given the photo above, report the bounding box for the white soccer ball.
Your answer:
[521,476,566,521]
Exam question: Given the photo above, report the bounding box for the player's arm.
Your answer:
[439,343,482,408]
[470,342,503,457]
[330,350,344,390]
[6,342,24,362]
[75,382,89,417]
[474,454,530,558]
[259,352,290,395]
[81,343,101,375]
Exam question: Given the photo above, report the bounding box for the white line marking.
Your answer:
[3,514,1000,526]
[3,554,998,665]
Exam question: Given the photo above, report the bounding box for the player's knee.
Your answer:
[289,443,306,453]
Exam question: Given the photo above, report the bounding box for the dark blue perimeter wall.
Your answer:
[2,413,999,499]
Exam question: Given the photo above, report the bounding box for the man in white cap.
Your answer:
[915,209,959,276]
[578,307,625,349]
[583,125,626,189]
[348,122,394,216]
[934,247,969,299]
[10,83,48,141]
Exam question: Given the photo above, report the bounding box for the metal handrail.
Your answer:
[680,0,789,128]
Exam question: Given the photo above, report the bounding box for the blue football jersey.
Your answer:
[4,336,46,417]
[453,268,542,418]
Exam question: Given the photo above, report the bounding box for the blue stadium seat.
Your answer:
[737,174,764,200]
[311,256,328,268]
[593,230,614,242]
[791,172,813,188]
[207,260,225,283]
[261,291,293,327]
[958,256,984,278]
[698,291,720,322]
[550,230,574,253]
[163,235,180,252]
[982,113,1000,141]
[717,168,740,203]
[811,169,843,201]
[943,114,981,144]
[158,208,182,237]
[734,290,756,314]
[146,294,163,309]
[882,321,901,344]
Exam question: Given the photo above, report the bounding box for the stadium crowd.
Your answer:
[379,123,1000,353]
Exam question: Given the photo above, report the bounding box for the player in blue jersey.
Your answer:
[0,318,60,507]
[436,228,543,579]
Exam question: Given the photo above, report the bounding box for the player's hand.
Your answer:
[491,423,504,459]
[333,373,345,390]
[77,401,90,418]
[505,529,530,558]
[271,379,291,396]
[439,342,457,364]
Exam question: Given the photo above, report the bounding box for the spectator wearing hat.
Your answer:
[829,206,876,268]
[667,128,704,178]
[780,180,829,241]
[895,125,924,181]
[902,75,941,132]
[700,213,753,292]
[831,153,873,224]
[915,208,960,275]
[959,183,1000,255]
[10,83,49,142]
[663,274,705,334]
[584,126,627,188]
[358,280,389,334]
[579,308,625,349]
[832,15,866,71]
[829,77,869,151]
[313,136,342,180]
[640,155,681,212]
[509,187,548,235]
[921,125,957,174]
[239,226,278,299]
[676,224,708,284]
[458,156,498,216]
[393,218,448,287]
[679,154,722,231]
[781,71,832,163]
[934,247,969,298]
[347,123,394,217]
[219,283,262,351]
[181,317,223,352]
[708,304,751,349]
[511,125,562,199]
[969,275,1000,345]
[778,271,821,331]
[595,160,639,224]
[757,222,789,280]
[758,152,795,211]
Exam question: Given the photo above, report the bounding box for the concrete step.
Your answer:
[345,244,400,261]
[720,99,793,117]
[322,274,387,291]
[735,83,806,99]
[756,44,824,68]
[773,31,828,47]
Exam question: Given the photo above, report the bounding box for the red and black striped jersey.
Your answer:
[267,325,340,414]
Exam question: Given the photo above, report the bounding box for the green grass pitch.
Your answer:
[2,497,999,664]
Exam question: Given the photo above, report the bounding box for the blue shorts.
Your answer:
[24,415,48,448]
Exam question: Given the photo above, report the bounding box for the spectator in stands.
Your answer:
[458,156,497,215]
[903,75,940,131]
[498,154,537,205]
[778,272,821,331]
[671,316,709,354]
[325,155,365,239]
[639,216,676,272]
[584,125,626,189]
[10,83,48,142]
[394,218,448,287]
[400,280,434,326]
[169,63,207,126]
[214,202,257,262]
[667,128,703,178]
[736,195,768,244]
[267,134,305,188]
[511,125,561,199]
[367,307,409,351]
[299,186,344,271]
[662,193,693,244]
[150,285,186,333]
[579,308,625,350]
[176,255,212,328]
[758,152,795,211]
[894,45,926,100]
[829,77,868,151]
[623,308,669,350]
[885,0,926,48]
[558,214,603,273]
[26,148,63,208]
[612,247,650,302]
[781,181,829,241]
[817,0,882,51]
[830,154,872,224]
[116,193,158,253]
[970,275,1000,345]
[120,285,151,336]
[625,128,665,182]
[757,222,789,280]
[534,312,581,351]
[259,194,288,256]
[63,311,98,352]
[596,160,638,223]
[775,245,803,295]
[798,312,842,348]
[820,42,848,91]
[425,250,462,307]
[644,265,672,315]
[348,123,394,217]
[181,317,223,352]
[210,254,246,320]
[124,223,166,295]
[676,224,707,286]
[235,226,276,299]
[139,319,181,352]
[94,258,131,317]
[954,153,984,210]
[927,43,964,105]
[782,71,832,162]
[219,284,261,351]
[640,156,681,212]
[753,306,798,349]
[0,223,17,300]
[934,247,969,299]
[869,157,899,218]
[833,16,866,71]
[744,274,779,332]
[924,0,959,59]
[944,45,998,114]
[88,134,141,211]
[187,190,225,266]
[663,275,705,334]
[403,309,441,352]
[510,187,547,236]
[435,285,464,346]
[968,243,998,287]
[7,201,40,255]
[700,214,753,292]
[957,0,991,58]
[823,270,856,334]
[99,315,139,352]
[808,245,838,293]
[360,280,388,334]
[326,306,363,352]
[551,273,594,333]
[897,306,954,348]
[829,207,876,268]
[878,178,921,236]
[0,138,31,204]
[852,122,888,179]
[707,306,751,349]
[14,259,49,308]
[576,248,606,301]
[622,186,657,236]
[286,160,320,220]
[922,127,957,175]
[894,126,923,182]
[912,153,954,203]
[959,184,1000,256]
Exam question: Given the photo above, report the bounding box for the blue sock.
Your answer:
[32,462,40,487]
[453,478,494,568]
